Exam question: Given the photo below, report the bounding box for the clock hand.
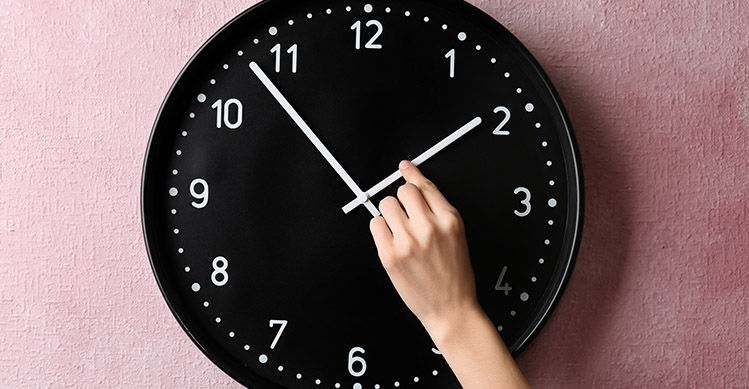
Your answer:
[341,116,482,214]
[249,61,380,217]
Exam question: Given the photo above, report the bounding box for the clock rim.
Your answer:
[140,0,585,387]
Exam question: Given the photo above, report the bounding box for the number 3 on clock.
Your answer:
[514,187,531,217]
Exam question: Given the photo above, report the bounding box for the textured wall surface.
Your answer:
[0,0,746,387]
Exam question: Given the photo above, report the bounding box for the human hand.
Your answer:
[369,160,530,389]
[368,160,480,340]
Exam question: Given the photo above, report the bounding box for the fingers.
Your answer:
[378,196,408,236]
[398,160,454,213]
[397,183,431,219]
[369,216,392,249]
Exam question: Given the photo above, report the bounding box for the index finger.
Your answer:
[398,160,454,213]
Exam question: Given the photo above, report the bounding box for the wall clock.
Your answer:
[141,0,584,388]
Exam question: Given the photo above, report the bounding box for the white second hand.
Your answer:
[250,61,380,217]
[341,116,483,214]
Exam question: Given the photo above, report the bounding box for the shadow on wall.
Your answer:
[515,48,635,383]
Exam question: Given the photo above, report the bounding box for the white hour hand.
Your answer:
[341,116,483,214]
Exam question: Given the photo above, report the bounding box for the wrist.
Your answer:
[423,302,488,349]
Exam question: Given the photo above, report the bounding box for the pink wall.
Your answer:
[0,0,746,387]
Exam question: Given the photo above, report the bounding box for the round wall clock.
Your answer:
[142,0,583,388]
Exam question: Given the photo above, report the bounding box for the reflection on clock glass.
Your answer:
[142,0,583,388]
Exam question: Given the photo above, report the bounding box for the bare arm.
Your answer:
[369,160,530,389]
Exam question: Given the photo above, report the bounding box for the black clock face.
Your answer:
[142,0,583,388]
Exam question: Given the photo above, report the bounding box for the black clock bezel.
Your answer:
[141,0,585,387]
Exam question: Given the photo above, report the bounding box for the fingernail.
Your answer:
[399,160,413,170]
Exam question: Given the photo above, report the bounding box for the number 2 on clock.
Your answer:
[492,106,511,136]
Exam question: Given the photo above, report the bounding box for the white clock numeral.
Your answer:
[288,44,298,73]
[211,98,243,129]
[211,256,229,287]
[269,319,288,350]
[189,178,209,209]
[431,347,442,355]
[513,187,531,217]
[351,20,383,50]
[271,43,298,73]
[492,106,511,136]
[271,44,281,72]
[348,347,367,377]
[445,49,455,78]
[494,266,512,295]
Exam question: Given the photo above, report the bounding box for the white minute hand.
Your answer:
[250,61,380,217]
[341,116,483,214]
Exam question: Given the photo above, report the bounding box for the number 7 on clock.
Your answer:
[269,319,288,349]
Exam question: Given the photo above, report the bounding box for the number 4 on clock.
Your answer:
[494,266,512,295]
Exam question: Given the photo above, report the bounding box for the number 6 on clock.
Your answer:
[348,347,367,377]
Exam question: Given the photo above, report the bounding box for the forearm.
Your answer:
[427,304,530,389]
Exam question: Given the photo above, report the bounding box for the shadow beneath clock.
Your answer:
[514,55,635,382]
